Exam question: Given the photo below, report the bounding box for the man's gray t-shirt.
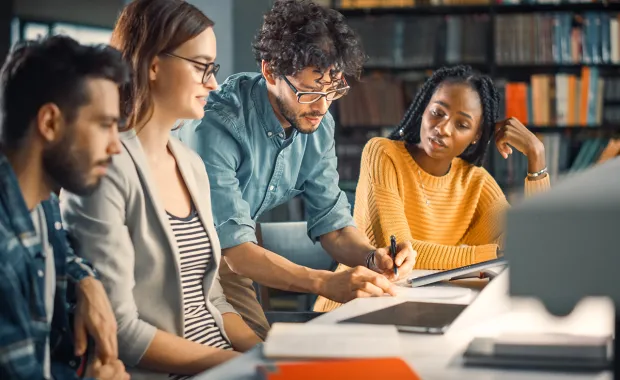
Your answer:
[31,204,56,380]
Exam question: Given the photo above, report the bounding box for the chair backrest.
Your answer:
[257,221,335,271]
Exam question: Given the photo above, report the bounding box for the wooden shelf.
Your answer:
[528,125,620,133]
[494,63,620,73]
[360,64,620,77]
[493,2,620,14]
[338,4,490,16]
[364,62,489,73]
[337,125,620,133]
[337,2,620,17]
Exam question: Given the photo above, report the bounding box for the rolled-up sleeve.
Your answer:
[182,109,257,250]
[304,138,355,241]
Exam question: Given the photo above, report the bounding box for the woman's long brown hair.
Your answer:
[110,0,214,131]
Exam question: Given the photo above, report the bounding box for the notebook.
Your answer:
[263,323,401,359]
[257,358,420,380]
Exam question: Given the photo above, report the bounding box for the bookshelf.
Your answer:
[330,0,620,196]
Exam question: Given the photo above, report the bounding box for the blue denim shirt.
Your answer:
[175,72,354,249]
[0,154,97,379]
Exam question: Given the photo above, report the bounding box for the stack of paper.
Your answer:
[263,323,402,360]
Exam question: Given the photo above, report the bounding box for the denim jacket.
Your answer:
[0,154,97,379]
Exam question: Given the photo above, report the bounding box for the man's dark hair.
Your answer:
[252,0,366,80]
[389,65,500,167]
[0,34,131,148]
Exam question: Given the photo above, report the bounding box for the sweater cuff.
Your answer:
[474,244,499,263]
[313,296,343,313]
[524,174,551,197]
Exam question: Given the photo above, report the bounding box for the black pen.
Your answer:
[390,235,398,276]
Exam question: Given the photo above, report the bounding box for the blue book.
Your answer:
[601,13,611,63]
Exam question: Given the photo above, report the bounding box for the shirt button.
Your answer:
[278,133,284,138]
[269,185,275,191]
[69,360,76,367]
[37,270,44,278]
[54,221,62,230]
[267,132,273,137]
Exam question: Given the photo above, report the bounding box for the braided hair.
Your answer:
[389,65,499,167]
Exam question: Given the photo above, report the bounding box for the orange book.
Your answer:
[257,358,420,380]
[597,139,620,164]
[579,66,590,126]
[567,75,577,126]
[505,83,528,123]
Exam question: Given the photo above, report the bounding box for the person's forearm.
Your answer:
[527,138,547,174]
[320,226,375,268]
[138,329,239,375]
[223,243,330,294]
[222,313,262,352]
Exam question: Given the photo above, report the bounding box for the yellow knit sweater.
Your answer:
[314,137,550,312]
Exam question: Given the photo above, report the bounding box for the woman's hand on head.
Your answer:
[495,117,546,173]
[495,117,545,158]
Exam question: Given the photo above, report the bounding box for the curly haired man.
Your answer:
[176,0,416,339]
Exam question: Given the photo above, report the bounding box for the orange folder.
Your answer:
[256,357,421,380]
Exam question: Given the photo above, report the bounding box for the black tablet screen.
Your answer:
[338,301,467,334]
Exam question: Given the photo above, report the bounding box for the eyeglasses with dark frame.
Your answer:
[163,52,220,84]
[282,75,350,104]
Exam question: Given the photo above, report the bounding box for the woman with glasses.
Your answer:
[60,1,261,379]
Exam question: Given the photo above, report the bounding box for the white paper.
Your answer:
[393,284,473,302]
[263,323,402,359]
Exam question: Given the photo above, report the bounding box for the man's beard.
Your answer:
[42,133,109,196]
[275,94,323,135]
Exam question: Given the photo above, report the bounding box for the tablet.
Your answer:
[407,257,508,288]
[338,301,467,334]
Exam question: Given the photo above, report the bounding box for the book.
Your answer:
[257,357,420,380]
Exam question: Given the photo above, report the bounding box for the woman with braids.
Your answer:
[314,65,550,312]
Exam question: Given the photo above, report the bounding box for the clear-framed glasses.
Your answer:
[282,75,350,104]
[163,52,220,84]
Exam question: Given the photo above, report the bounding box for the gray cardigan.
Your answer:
[60,131,238,380]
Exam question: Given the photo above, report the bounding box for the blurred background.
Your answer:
[3,0,620,309]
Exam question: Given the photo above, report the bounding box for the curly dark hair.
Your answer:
[252,0,366,80]
[389,65,500,167]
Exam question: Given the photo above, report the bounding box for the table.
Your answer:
[199,270,614,380]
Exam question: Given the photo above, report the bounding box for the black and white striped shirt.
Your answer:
[167,207,231,380]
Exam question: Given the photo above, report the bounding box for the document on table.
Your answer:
[263,323,402,360]
[393,270,473,302]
